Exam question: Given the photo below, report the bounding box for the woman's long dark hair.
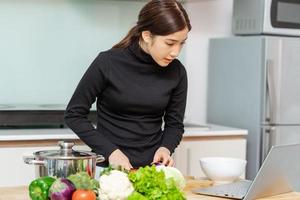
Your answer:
[112,0,191,49]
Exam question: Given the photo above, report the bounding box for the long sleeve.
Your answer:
[64,53,118,159]
[65,41,188,168]
[161,66,187,153]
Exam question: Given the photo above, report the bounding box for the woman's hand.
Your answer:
[152,147,174,166]
[108,149,133,170]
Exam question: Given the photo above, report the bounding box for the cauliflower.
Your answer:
[98,170,134,200]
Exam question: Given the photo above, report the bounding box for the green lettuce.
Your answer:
[127,165,185,200]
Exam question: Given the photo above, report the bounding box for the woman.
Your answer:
[64,0,191,170]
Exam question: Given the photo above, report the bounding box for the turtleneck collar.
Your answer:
[128,40,157,65]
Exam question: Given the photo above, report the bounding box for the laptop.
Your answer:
[192,143,300,200]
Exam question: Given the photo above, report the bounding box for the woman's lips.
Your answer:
[164,58,173,63]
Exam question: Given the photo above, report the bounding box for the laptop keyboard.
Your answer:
[192,180,252,199]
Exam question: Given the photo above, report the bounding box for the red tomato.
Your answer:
[72,189,96,200]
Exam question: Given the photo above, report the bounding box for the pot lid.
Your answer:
[34,141,98,160]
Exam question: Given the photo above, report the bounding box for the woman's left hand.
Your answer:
[152,147,174,166]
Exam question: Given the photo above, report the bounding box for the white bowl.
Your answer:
[199,157,247,184]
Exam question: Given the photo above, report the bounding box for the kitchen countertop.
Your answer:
[0,179,298,200]
[0,124,247,141]
[183,124,247,137]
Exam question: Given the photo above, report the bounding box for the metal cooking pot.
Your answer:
[23,141,105,178]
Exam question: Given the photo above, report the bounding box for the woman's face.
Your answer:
[141,27,189,67]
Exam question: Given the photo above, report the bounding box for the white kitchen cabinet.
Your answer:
[173,125,247,178]
[0,125,247,186]
[0,140,89,187]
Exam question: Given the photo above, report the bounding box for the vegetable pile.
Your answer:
[28,172,99,200]
[97,165,186,200]
[28,165,186,200]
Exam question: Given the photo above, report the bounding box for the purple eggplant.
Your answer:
[48,178,75,200]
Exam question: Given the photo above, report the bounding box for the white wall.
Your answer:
[184,0,234,124]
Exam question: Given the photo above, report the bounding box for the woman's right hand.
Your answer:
[108,149,133,170]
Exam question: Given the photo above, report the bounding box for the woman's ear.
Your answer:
[141,31,152,44]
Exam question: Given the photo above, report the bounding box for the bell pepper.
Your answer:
[29,176,56,200]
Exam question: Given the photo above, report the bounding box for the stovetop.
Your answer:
[0,104,67,111]
[0,104,97,127]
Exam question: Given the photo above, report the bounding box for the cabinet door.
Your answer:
[173,137,247,178]
[0,142,90,187]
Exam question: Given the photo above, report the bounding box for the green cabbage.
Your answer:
[67,172,99,191]
[156,166,186,190]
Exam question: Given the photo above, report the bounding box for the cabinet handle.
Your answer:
[186,148,190,176]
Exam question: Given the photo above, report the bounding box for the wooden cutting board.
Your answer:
[1,179,300,200]
[0,186,30,200]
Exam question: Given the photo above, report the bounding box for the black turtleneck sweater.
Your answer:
[64,41,187,168]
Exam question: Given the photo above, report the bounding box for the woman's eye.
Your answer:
[166,43,174,46]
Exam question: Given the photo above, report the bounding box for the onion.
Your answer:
[49,178,75,200]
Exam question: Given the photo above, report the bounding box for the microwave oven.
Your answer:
[232,0,300,36]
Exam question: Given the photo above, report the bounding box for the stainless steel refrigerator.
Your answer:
[207,36,300,179]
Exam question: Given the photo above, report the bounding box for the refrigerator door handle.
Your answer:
[266,126,278,154]
[262,127,269,161]
[262,126,275,161]
[270,126,278,147]
[266,60,277,124]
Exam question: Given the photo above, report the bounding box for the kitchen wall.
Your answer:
[0,0,234,124]
[185,0,234,124]
[0,0,145,105]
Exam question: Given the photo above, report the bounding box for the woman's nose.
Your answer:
[170,45,181,58]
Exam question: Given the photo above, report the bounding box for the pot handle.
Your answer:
[96,155,105,163]
[23,155,47,166]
